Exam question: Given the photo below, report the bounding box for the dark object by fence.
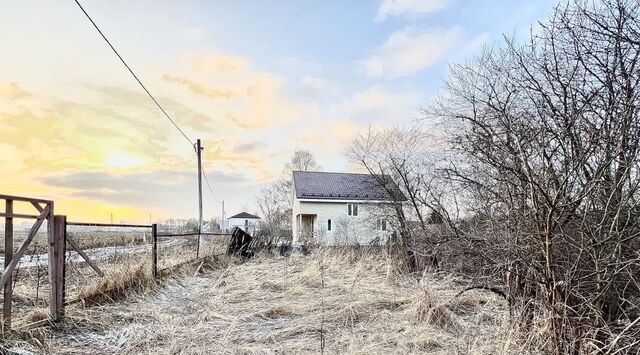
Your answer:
[227,227,253,258]
[279,241,292,256]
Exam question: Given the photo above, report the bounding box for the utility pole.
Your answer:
[221,200,225,232]
[196,138,203,258]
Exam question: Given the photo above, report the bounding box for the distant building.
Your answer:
[291,171,406,245]
[228,212,261,233]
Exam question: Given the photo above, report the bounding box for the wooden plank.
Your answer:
[152,224,158,278]
[12,318,49,332]
[48,215,65,321]
[30,201,43,212]
[3,199,13,329]
[57,215,65,320]
[0,212,41,219]
[66,234,104,277]
[0,205,50,289]
[0,194,52,204]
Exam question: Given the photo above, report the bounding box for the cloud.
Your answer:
[87,85,215,132]
[165,53,301,130]
[40,169,248,207]
[341,83,423,123]
[0,83,220,177]
[0,82,32,100]
[188,54,249,74]
[231,141,267,154]
[301,75,340,95]
[162,75,244,100]
[358,26,462,78]
[375,0,445,21]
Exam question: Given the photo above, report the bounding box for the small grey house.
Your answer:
[291,171,405,245]
[228,212,260,232]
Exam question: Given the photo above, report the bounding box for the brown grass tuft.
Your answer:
[424,304,460,333]
[411,289,437,321]
[449,293,481,315]
[261,280,285,291]
[26,308,49,323]
[261,306,295,319]
[76,263,156,305]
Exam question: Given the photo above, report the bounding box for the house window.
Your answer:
[327,219,332,231]
[348,203,358,216]
[377,218,387,231]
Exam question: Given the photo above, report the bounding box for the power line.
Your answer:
[73,0,194,146]
[201,167,220,203]
[74,0,222,214]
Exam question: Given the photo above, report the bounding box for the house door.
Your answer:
[300,214,316,241]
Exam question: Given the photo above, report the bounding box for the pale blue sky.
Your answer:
[0,0,557,221]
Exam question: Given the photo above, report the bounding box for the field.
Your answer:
[3,250,533,354]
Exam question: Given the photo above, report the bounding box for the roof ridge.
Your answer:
[292,170,383,176]
[229,211,260,219]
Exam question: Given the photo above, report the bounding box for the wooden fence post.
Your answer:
[3,199,13,330]
[48,215,66,321]
[152,224,158,278]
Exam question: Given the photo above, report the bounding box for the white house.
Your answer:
[228,212,260,234]
[291,171,405,245]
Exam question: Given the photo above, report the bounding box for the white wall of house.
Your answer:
[292,199,396,245]
[229,218,259,233]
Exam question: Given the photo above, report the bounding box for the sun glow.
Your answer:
[102,151,148,169]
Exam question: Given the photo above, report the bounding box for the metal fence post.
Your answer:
[152,224,158,278]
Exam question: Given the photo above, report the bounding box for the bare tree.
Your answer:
[428,1,640,352]
[349,1,640,352]
[256,150,321,241]
[285,149,321,172]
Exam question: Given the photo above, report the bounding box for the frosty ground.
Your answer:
[6,252,525,354]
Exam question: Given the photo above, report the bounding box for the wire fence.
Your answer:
[1,214,231,329]
[155,231,229,273]
[64,223,154,304]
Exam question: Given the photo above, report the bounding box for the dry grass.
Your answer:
[3,250,536,354]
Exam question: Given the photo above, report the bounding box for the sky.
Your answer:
[0,0,557,223]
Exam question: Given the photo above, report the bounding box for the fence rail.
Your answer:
[67,222,152,229]
[156,232,230,237]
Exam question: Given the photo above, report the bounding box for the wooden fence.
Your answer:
[1,194,230,331]
[0,194,63,330]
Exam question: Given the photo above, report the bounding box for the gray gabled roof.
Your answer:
[229,212,260,219]
[292,171,406,201]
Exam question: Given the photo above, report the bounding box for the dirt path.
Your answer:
[7,253,518,354]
